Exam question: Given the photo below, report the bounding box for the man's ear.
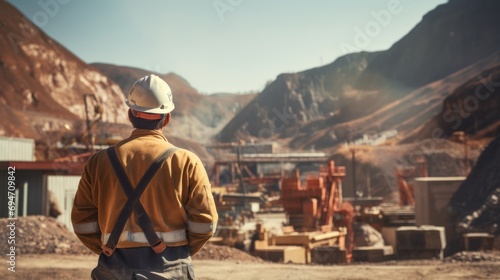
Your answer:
[162,113,171,128]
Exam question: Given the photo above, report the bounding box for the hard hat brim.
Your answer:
[125,99,175,114]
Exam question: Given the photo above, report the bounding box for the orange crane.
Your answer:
[280,161,354,259]
[396,156,428,206]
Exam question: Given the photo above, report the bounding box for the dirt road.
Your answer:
[1,254,499,280]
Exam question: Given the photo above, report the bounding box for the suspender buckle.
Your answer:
[102,245,116,257]
[152,241,167,254]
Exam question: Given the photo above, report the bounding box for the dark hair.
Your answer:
[128,110,166,130]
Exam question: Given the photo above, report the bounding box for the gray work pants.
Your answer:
[91,246,195,280]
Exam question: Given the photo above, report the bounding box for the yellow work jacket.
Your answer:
[71,129,218,255]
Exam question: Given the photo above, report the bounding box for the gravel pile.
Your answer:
[443,251,500,263]
[0,216,93,255]
[193,243,264,263]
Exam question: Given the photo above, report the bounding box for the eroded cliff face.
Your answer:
[0,1,127,140]
[19,43,127,123]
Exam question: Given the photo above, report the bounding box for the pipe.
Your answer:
[351,148,356,198]
[23,182,28,216]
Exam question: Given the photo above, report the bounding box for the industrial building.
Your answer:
[0,136,84,231]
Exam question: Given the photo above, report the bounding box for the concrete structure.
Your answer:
[255,246,306,264]
[352,246,394,262]
[463,233,495,251]
[396,225,446,260]
[274,230,347,264]
[237,142,280,155]
[414,177,465,243]
[311,246,347,264]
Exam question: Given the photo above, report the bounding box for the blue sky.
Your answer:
[7,0,447,94]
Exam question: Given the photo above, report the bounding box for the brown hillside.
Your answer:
[406,60,500,142]
[329,139,485,200]
[0,1,127,142]
[289,51,500,150]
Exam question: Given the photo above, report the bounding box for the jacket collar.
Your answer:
[129,129,168,142]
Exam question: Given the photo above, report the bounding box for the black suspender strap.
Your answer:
[103,146,179,257]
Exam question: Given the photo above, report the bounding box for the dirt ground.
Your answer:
[1,254,499,280]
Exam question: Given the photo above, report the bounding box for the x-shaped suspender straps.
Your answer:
[103,146,179,257]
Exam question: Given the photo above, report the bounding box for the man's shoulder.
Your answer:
[169,147,208,169]
[95,148,111,158]
[86,148,111,165]
[171,147,201,162]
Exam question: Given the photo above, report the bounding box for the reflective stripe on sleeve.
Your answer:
[187,221,216,234]
[73,221,99,234]
[103,229,187,244]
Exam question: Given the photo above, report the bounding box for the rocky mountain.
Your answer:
[218,0,500,147]
[305,51,500,200]
[360,0,500,90]
[0,0,128,141]
[290,51,500,151]
[91,63,255,143]
[217,51,381,142]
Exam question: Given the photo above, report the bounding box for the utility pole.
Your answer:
[83,93,101,153]
[236,144,248,210]
[351,147,357,198]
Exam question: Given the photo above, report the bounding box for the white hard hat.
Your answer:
[125,74,175,114]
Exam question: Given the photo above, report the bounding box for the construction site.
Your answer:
[1,0,500,279]
[1,134,500,279]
